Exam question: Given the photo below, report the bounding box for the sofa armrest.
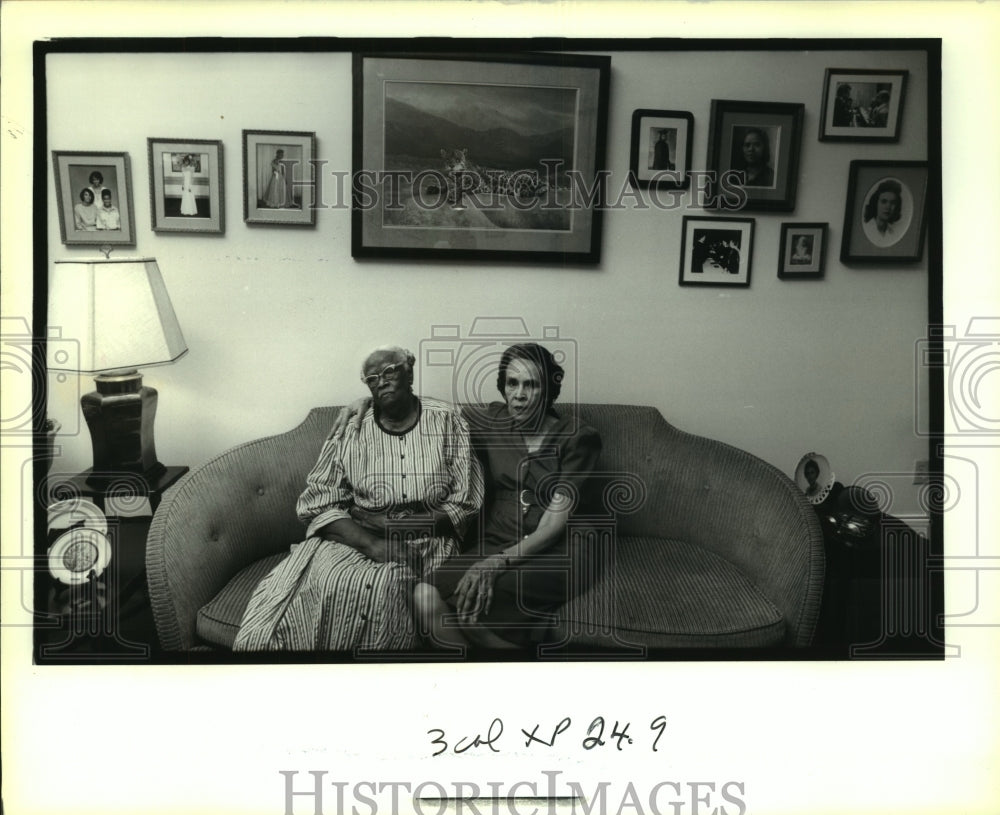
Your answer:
[146,409,336,649]
[645,428,825,647]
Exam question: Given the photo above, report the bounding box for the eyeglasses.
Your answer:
[361,362,406,388]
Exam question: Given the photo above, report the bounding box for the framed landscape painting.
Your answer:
[351,52,611,262]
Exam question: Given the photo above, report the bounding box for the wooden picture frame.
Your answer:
[679,216,754,287]
[819,69,908,142]
[147,138,224,234]
[778,222,827,279]
[242,129,317,226]
[629,109,694,190]
[352,52,611,262]
[705,100,804,212]
[841,160,929,263]
[51,151,136,246]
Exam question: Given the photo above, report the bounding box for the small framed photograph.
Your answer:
[705,100,804,212]
[819,69,908,142]
[778,222,827,279]
[629,109,694,190]
[679,216,754,287]
[242,130,317,226]
[841,161,929,263]
[51,151,136,246]
[147,138,224,234]
[352,52,610,262]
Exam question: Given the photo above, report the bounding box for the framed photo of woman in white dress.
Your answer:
[147,138,224,234]
[242,129,317,226]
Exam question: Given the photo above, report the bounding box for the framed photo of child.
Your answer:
[51,151,136,246]
[778,222,827,279]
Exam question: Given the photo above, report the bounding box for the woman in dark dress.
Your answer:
[414,343,602,651]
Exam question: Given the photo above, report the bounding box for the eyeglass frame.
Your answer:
[360,361,409,388]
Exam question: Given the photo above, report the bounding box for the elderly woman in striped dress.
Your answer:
[233,346,484,652]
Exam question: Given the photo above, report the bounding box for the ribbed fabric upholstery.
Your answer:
[147,404,824,650]
[554,536,785,648]
[196,553,287,649]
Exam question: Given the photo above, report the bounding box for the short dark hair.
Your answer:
[89,171,103,185]
[496,343,564,409]
[863,179,903,224]
[740,127,771,165]
[79,187,94,203]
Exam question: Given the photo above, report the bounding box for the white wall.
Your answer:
[45,46,931,515]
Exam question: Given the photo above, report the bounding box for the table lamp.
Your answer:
[47,257,187,483]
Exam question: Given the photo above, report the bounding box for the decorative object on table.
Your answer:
[629,109,694,190]
[46,498,112,614]
[242,130,317,226]
[678,215,754,287]
[147,138,224,234]
[51,151,136,246]
[794,452,835,505]
[819,69,908,142]
[704,100,804,212]
[840,160,929,263]
[778,222,828,279]
[46,257,188,483]
[41,418,61,475]
[352,52,611,262]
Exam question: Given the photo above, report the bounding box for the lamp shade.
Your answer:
[48,257,187,374]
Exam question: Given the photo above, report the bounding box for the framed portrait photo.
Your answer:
[705,100,804,212]
[352,52,611,262]
[679,216,754,287]
[778,222,827,279]
[629,109,694,190]
[841,161,929,263]
[147,138,224,234]
[819,69,908,142]
[51,151,135,246]
[242,130,317,226]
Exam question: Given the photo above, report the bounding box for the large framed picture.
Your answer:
[147,138,224,234]
[51,151,136,246]
[778,222,827,279]
[242,130,317,226]
[352,52,611,262]
[629,109,694,190]
[705,100,804,212]
[819,69,908,142]
[679,216,754,287]
[841,160,929,263]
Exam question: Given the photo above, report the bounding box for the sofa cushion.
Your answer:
[552,535,785,649]
[197,552,288,648]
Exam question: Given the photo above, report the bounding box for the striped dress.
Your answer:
[233,398,484,652]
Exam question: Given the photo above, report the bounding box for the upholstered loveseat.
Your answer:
[146,404,824,653]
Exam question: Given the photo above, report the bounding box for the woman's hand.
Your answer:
[454,556,505,623]
[330,396,372,441]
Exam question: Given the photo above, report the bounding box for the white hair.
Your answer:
[361,345,415,375]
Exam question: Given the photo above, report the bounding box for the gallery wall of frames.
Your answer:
[43,44,934,517]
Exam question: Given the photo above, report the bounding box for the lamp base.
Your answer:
[81,370,165,481]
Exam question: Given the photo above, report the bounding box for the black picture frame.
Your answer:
[629,108,694,190]
[242,129,317,226]
[778,222,827,279]
[841,160,929,263]
[819,69,908,142]
[147,138,224,234]
[679,215,754,287]
[352,52,611,263]
[705,100,804,212]
[51,151,136,246]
